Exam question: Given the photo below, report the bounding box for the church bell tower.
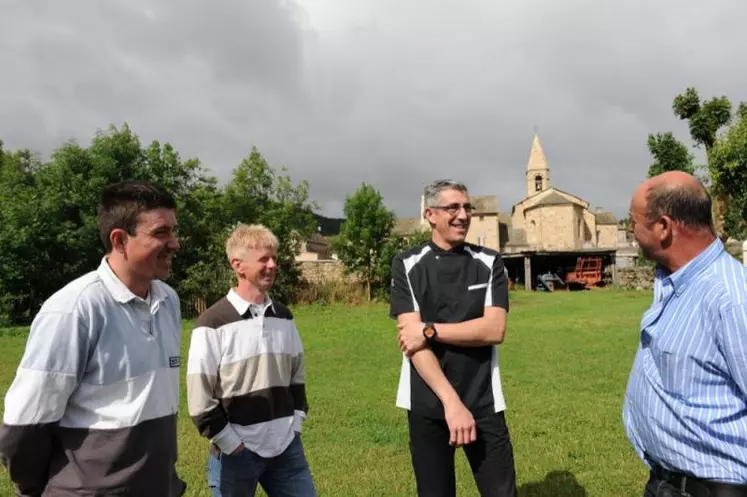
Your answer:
[526,133,550,197]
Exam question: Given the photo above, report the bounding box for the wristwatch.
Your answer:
[422,322,438,344]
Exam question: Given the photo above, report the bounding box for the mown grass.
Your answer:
[0,289,653,496]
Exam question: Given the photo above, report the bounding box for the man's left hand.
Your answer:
[398,321,427,356]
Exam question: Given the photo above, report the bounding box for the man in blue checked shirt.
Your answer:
[623,171,747,497]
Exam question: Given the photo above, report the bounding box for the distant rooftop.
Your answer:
[594,211,617,225]
[471,195,498,213]
[313,213,344,236]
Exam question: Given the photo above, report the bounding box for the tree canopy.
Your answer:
[647,87,747,240]
[646,132,695,178]
[331,183,396,300]
[0,124,317,324]
[710,111,747,239]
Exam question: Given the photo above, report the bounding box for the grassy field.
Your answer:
[0,289,653,496]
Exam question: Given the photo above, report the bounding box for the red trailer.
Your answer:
[565,256,604,290]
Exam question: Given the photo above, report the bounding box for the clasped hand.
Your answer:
[398,321,427,356]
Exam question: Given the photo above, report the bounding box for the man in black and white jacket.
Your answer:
[391,179,518,497]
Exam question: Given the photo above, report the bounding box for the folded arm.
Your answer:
[399,252,510,349]
[439,252,510,345]
[398,313,477,446]
[431,306,507,346]
[398,311,463,407]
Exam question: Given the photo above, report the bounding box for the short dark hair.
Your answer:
[645,182,713,232]
[98,180,177,252]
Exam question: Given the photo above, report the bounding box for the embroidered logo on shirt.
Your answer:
[169,356,181,368]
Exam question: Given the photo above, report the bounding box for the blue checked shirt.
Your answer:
[623,239,747,484]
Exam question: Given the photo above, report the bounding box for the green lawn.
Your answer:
[0,289,653,496]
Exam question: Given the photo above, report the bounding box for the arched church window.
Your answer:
[534,175,542,191]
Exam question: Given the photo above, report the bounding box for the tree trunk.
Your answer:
[707,147,729,241]
[713,193,729,241]
[366,278,371,302]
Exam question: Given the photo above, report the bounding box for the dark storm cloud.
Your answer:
[2,0,746,219]
[0,0,306,164]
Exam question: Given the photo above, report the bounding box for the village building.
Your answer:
[296,134,643,290]
[393,134,638,290]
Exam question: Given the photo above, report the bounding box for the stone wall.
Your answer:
[298,260,359,283]
[597,224,617,249]
[527,204,576,250]
[616,266,654,290]
[466,214,501,251]
[582,209,597,245]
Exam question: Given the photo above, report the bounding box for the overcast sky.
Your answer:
[1,0,745,220]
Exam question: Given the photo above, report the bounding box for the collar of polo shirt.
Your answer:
[97,257,169,305]
[226,288,276,317]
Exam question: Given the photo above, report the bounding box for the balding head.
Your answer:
[629,171,715,271]
[637,171,713,232]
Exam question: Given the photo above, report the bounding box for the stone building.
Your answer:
[295,213,344,262]
[394,134,633,290]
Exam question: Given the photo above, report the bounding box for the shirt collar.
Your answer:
[96,257,168,305]
[655,238,724,295]
[226,288,275,318]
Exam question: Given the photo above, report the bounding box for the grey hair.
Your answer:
[423,179,468,207]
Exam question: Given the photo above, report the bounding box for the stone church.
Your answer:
[394,134,626,289]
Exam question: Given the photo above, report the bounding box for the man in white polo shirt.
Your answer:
[187,223,316,497]
[0,180,186,497]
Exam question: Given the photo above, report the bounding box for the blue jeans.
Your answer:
[207,434,317,497]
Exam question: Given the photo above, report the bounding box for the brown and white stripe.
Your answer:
[186,292,308,458]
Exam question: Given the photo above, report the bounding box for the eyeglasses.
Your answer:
[430,203,474,215]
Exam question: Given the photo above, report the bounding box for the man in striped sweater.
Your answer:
[187,223,316,497]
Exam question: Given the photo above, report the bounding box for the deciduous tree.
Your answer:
[332,183,395,300]
[208,146,317,303]
[710,112,747,239]
[0,126,317,324]
[671,87,733,238]
[647,87,747,240]
[646,132,695,178]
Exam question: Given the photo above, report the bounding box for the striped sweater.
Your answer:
[186,289,308,457]
[0,258,186,497]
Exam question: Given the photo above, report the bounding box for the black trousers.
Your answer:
[407,410,518,497]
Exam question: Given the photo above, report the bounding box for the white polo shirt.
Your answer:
[0,257,185,496]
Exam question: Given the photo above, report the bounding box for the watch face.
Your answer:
[424,327,435,338]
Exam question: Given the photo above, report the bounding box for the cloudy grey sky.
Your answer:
[1,0,745,220]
